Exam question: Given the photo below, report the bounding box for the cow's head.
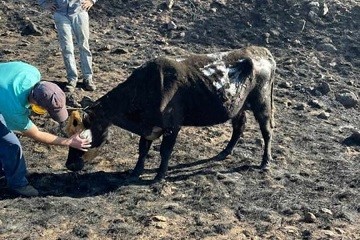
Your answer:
[65,107,109,172]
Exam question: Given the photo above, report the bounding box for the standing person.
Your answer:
[38,0,97,92]
[0,61,92,197]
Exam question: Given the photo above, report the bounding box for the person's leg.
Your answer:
[0,115,27,187]
[54,12,78,91]
[72,11,95,91]
[0,115,38,197]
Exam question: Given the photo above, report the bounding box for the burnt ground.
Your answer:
[0,0,360,239]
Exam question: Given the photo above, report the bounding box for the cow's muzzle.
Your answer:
[65,158,84,172]
[66,147,85,172]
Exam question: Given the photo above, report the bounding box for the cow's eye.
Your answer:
[73,119,78,127]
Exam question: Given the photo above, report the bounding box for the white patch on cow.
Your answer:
[175,58,186,62]
[201,53,251,97]
[228,83,238,96]
[254,58,272,79]
[79,129,93,142]
[202,67,216,76]
[253,58,273,92]
[213,81,223,90]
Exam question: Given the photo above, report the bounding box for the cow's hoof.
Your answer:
[259,163,270,173]
[154,174,166,182]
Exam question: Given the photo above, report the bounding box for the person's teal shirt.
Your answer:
[0,61,41,131]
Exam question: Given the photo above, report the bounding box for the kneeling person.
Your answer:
[0,61,91,197]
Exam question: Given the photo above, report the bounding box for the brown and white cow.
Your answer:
[65,45,276,181]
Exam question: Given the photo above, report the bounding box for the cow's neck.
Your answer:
[93,83,148,137]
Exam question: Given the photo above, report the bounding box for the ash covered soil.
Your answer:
[1,0,360,239]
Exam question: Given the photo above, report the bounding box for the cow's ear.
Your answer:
[80,96,95,108]
[82,111,92,129]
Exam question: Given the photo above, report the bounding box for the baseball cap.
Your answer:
[31,81,68,122]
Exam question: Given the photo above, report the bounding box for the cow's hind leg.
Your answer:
[251,95,273,170]
[210,111,246,161]
[154,128,180,181]
[130,136,153,179]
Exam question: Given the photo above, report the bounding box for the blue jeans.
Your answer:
[54,11,93,82]
[0,114,28,188]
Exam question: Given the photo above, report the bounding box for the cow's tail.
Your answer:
[270,63,276,129]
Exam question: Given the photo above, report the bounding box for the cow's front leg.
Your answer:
[154,129,180,181]
[130,136,153,179]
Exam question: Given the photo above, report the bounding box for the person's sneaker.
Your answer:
[84,79,96,91]
[65,80,77,92]
[10,184,39,197]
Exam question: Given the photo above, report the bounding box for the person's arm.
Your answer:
[22,124,91,151]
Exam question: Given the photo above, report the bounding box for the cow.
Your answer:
[65,45,276,181]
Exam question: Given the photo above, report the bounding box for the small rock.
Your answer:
[308,99,324,109]
[98,45,112,51]
[316,43,337,53]
[316,81,331,95]
[270,29,280,37]
[110,48,128,55]
[152,215,167,222]
[308,10,320,22]
[320,208,333,215]
[293,39,301,45]
[293,102,306,111]
[2,49,15,54]
[21,21,43,36]
[302,229,312,239]
[304,212,317,223]
[321,230,336,238]
[317,111,330,119]
[166,0,174,9]
[213,0,227,6]
[284,226,299,234]
[179,32,186,38]
[321,3,329,16]
[154,37,168,45]
[336,91,358,108]
[255,138,264,146]
[343,131,360,146]
[167,21,177,30]
[334,227,345,235]
[308,1,320,9]
[153,222,167,229]
[278,81,292,89]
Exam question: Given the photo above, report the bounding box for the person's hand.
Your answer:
[68,132,92,151]
[81,0,94,11]
[46,3,57,13]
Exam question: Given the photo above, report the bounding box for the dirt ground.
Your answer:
[0,0,360,239]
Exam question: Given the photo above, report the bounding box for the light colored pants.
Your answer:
[54,11,93,82]
[0,114,28,188]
